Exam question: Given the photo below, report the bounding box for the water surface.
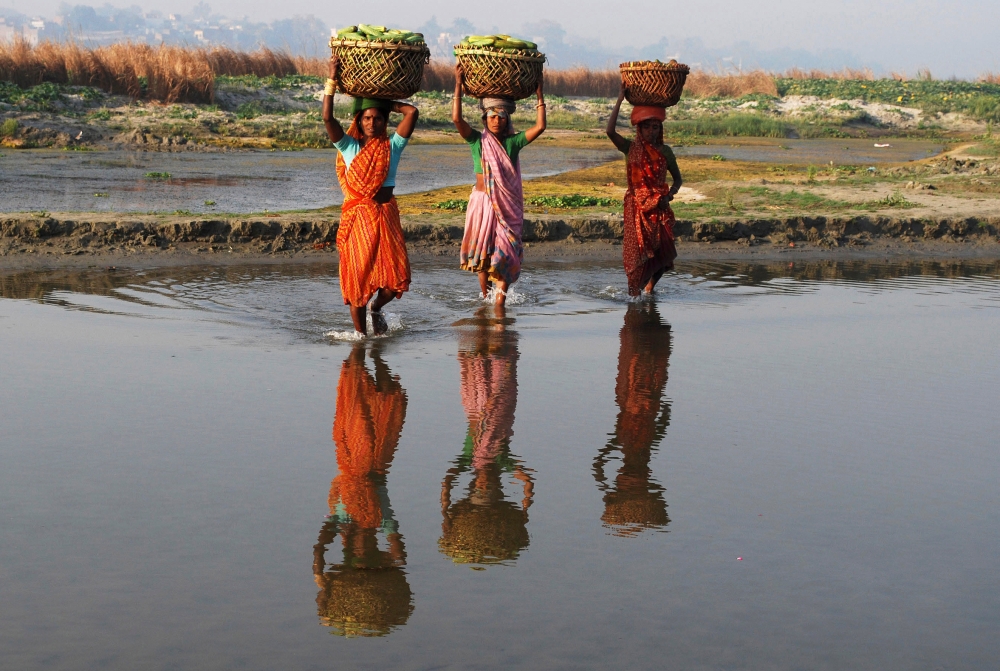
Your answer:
[0,145,618,214]
[1,259,998,669]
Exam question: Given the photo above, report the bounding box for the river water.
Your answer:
[1,259,998,669]
[0,145,619,214]
[0,138,945,215]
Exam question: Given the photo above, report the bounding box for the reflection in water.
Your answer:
[312,345,413,637]
[595,303,672,537]
[440,307,534,567]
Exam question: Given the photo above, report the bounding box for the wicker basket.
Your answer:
[454,45,546,100]
[330,38,430,99]
[620,60,690,107]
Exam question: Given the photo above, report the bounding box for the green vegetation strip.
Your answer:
[776,78,1000,122]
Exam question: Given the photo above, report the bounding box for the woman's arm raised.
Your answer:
[322,56,345,143]
[606,82,628,153]
[451,64,475,140]
[524,78,547,143]
[393,101,419,139]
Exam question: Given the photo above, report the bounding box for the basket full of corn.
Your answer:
[454,35,545,100]
[330,24,430,99]
[620,59,690,107]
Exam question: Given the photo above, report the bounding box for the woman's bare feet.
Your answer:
[496,280,510,305]
[371,309,388,335]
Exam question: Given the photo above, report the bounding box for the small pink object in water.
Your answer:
[737,557,743,561]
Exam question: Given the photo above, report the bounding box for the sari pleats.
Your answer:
[460,132,524,285]
[336,135,411,307]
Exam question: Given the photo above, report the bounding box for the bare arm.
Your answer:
[523,79,546,143]
[667,163,683,201]
[392,101,418,139]
[322,56,345,143]
[606,82,628,153]
[451,64,474,140]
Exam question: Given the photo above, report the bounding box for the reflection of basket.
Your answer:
[454,45,546,100]
[620,60,690,107]
[330,38,430,99]
[316,567,414,638]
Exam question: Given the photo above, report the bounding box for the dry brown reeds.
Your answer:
[202,46,296,77]
[0,39,214,101]
[981,72,1000,85]
[421,60,454,92]
[545,67,620,97]
[781,67,875,81]
[685,70,778,98]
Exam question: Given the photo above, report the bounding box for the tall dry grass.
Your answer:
[686,70,777,97]
[0,40,312,102]
[980,72,1000,85]
[8,40,969,105]
[781,67,875,81]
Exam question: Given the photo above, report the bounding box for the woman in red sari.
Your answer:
[323,56,419,335]
[593,303,672,537]
[606,83,683,296]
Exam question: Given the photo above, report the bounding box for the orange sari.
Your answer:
[336,132,411,307]
[623,135,677,296]
[329,352,408,529]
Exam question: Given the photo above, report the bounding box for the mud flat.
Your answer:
[2,210,1000,271]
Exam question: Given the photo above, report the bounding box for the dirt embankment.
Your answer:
[3,211,1000,260]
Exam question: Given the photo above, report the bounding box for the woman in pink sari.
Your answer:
[451,65,547,305]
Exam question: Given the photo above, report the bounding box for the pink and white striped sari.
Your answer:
[460,131,525,285]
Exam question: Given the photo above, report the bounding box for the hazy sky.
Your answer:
[17,0,1000,77]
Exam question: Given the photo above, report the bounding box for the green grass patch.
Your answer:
[434,199,468,211]
[665,113,791,138]
[857,192,917,210]
[526,194,622,208]
[776,78,1000,122]
[144,172,171,179]
[215,74,322,90]
[0,118,19,137]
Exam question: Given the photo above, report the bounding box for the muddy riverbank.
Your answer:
[2,211,1000,270]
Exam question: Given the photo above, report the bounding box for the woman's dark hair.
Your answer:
[355,107,389,125]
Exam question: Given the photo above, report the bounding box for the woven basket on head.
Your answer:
[330,38,430,99]
[620,60,690,107]
[454,45,546,101]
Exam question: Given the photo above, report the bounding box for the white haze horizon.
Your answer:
[7,0,1000,78]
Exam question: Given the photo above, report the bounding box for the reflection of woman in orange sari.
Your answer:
[606,83,682,296]
[439,306,534,566]
[312,344,412,637]
[594,303,672,537]
[323,56,418,335]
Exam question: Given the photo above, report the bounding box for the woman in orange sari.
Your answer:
[312,344,413,636]
[323,56,419,335]
[606,83,683,296]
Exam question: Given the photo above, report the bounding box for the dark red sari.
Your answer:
[622,135,677,296]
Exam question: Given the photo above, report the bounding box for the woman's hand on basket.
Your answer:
[617,81,626,103]
[455,63,465,84]
[328,54,339,80]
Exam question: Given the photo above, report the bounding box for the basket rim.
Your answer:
[329,38,429,53]
[620,60,690,73]
[453,45,546,63]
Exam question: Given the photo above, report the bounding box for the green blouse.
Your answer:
[466,130,530,174]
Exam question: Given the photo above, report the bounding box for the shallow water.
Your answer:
[673,137,944,165]
[0,145,619,214]
[2,259,999,669]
